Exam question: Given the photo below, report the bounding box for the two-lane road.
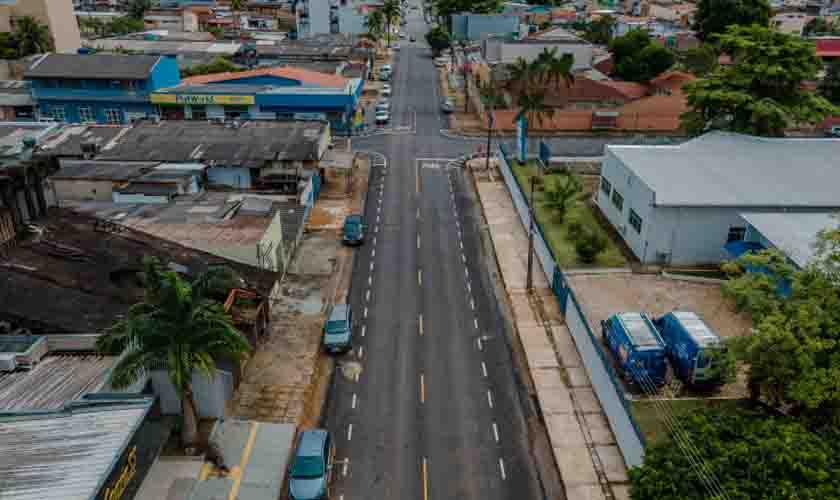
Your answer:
[324,4,543,500]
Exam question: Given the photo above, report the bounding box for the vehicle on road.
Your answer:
[323,304,353,353]
[653,311,725,386]
[375,100,390,113]
[602,312,668,387]
[440,98,455,113]
[391,43,401,50]
[378,71,391,81]
[410,35,416,42]
[375,111,390,125]
[399,32,407,39]
[380,64,392,73]
[342,214,367,245]
[382,86,392,97]
[827,125,840,137]
[289,429,334,500]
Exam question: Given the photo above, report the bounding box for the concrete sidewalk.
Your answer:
[475,181,630,500]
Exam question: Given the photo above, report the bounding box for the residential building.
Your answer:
[84,36,242,71]
[152,65,363,133]
[483,29,595,69]
[452,13,522,41]
[0,80,36,121]
[771,12,812,35]
[144,7,200,31]
[296,0,331,37]
[24,53,181,124]
[0,0,82,54]
[596,132,840,265]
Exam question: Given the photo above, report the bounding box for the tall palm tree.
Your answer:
[13,17,52,57]
[544,52,575,91]
[381,0,401,47]
[506,57,532,93]
[365,9,385,44]
[96,256,251,447]
[516,90,554,139]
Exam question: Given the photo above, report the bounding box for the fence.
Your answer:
[496,143,646,468]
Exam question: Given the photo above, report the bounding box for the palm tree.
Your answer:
[13,17,52,57]
[96,256,251,448]
[365,9,385,44]
[231,0,242,36]
[506,57,532,93]
[515,90,554,141]
[381,0,401,47]
[544,52,575,91]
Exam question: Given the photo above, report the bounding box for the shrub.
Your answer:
[575,229,607,263]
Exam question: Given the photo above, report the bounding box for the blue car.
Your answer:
[323,304,353,354]
[342,214,366,245]
[289,429,334,500]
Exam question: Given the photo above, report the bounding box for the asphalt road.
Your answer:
[324,4,543,500]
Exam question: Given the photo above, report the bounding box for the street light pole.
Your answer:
[526,173,536,293]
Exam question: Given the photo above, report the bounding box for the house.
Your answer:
[483,29,595,69]
[296,0,331,37]
[648,70,695,95]
[144,7,200,31]
[452,13,522,41]
[85,36,243,71]
[24,53,181,124]
[0,0,82,54]
[152,65,363,133]
[596,132,840,265]
[814,37,840,62]
[0,80,35,121]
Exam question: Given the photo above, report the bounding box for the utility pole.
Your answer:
[484,113,493,172]
[526,174,536,293]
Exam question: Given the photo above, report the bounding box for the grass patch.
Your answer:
[631,398,748,446]
[510,161,626,268]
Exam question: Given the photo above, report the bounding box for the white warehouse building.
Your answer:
[596,132,840,266]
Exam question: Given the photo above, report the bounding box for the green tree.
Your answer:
[820,59,840,105]
[803,16,840,36]
[381,0,400,46]
[181,57,243,77]
[610,29,675,82]
[425,25,451,56]
[682,25,836,137]
[365,9,385,44]
[506,57,533,92]
[97,257,251,447]
[630,408,840,500]
[0,32,17,59]
[681,44,718,76]
[693,0,771,41]
[515,89,554,135]
[12,16,52,57]
[574,229,607,263]
[543,174,582,224]
[580,15,616,45]
[109,16,145,36]
[127,0,152,20]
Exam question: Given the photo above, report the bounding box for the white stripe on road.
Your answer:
[460,240,464,250]
[467,281,471,293]
[370,262,374,272]
[474,318,479,330]
[358,346,364,359]
[470,298,475,311]
[376,214,381,223]
[487,390,494,408]
[492,422,500,443]
[361,325,366,337]
[477,337,483,351]
[372,248,376,258]
[420,373,425,404]
[418,269,423,286]
[366,289,371,302]
[499,458,507,480]
[368,276,372,286]
[417,233,421,249]
[343,461,349,477]
[419,314,424,336]
[351,393,357,409]
[347,424,353,441]
[375,225,380,233]
[481,361,488,378]
[364,307,368,319]
[464,268,469,278]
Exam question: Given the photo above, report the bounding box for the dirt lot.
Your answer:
[567,272,753,398]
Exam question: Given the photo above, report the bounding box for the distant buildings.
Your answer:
[483,28,595,70]
[0,0,82,54]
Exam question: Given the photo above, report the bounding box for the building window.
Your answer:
[629,209,642,233]
[104,108,123,124]
[50,105,66,122]
[611,189,624,212]
[78,106,95,123]
[727,226,746,243]
[600,177,612,197]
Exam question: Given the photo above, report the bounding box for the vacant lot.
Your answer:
[631,398,748,445]
[510,161,626,268]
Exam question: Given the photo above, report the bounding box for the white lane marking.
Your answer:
[464,267,469,278]
[470,298,475,311]
[347,424,353,441]
[342,461,349,477]
[481,361,488,378]
[420,373,425,404]
[417,233,421,249]
[417,207,420,219]
[418,269,423,286]
[474,318,479,330]
[477,337,484,351]
[378,205,382,213]
[358,346,364,359]
[368,276,372,286]
[492,422,500,443]
[462,253,466,263]
[373,236,377,246]
[364,307,368,319]
[354,371,360,383]
[351,393,357,409]
[455,219,460,228]
[372,248,376,258]
[487,390,494,408]
[375,225,380,233]
[376,214,381,223]
[366,289,371,302]
[370,261,374,272]
[499,458,507,480]
[361,325,366,337]
[419,314,424,336]
[458,230,462,239]
[467,281,471,293]
[460,240,464,250]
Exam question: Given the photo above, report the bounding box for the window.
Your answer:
[727,226,746,243]
[78,106,95,123]
[104,108,123,124]
[50,105,66,122]
[611,189,624,212]
[600,177,612,197]
[629,209,642,233]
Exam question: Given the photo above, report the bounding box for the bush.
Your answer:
[574,229,607,263]
[566,220,584,240]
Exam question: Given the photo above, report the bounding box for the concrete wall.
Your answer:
[258,210,285,271]
[50,179,115,202]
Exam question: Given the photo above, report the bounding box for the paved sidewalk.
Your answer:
[475,181,630,500]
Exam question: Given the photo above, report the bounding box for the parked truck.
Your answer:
[601,312,668,388]
[653,311,724,386]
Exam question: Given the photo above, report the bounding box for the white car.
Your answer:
[390,43,401,50]
[375,112,390,125]
[382,87,392,97]
[399,33,407,39]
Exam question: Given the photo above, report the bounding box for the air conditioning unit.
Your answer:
[0,353,17,372]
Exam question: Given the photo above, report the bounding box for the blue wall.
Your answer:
[37,101,157,124]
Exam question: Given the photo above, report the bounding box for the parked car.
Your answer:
[289,429,334,500]
[602,312,668,387]
[323,304,353,353]
[342,214,366,245]
[375,99,390,112]
[375,111,390,125]
[381,64,392,73]
[399,32,407,39]
[440,98,455,113]
[382,86,392,97]
[379,71,391,82]
[391,43,401,50]
[653,311,725,386]
[410,35,416,42]
[827,125,840,137]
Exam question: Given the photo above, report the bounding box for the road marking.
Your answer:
[416,162,421,194]
[418,269,423,286]
[464,267,469,278]
[355,371,360,383]
[477,337,483,351]
[375,225,380,233]
[422,457,429,500]
[370,262,374,272]
[358,346,364,359]
[352,393,357,409]
[499,458,507,480]
[455,219,460,228]
[462,253,466,263]
[482,361,488,378]
[460,240,464,250]
[364,307,368,319]
[417,233,421,249]
[420,373,426,404]
[368,276,372,286]
[487,390,494,408]
[347,423,353,441]
[466,281,471,293]
[492,422,500,443]
[373,236,377,246]
[474,318,479,330]
[372,248,376,258]
[417,207,421,220]
[458,229,462,239]
[366,289,371,302]
[361,325,366,337]
[343,461,349,477]
[470,298,475,310]
[378,205,381,213]
[376,214,381,223]
[419,314,424,336]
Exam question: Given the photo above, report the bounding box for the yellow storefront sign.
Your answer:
[151,94,255,105]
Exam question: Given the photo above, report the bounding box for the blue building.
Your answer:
[25,54,181,125]
[152,65,364,134]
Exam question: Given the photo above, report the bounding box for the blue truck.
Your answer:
[653,311,724,386]
[601,312,668,388]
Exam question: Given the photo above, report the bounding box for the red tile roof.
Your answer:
[815,38,840,58]
[182,65,350,88]
[649,70,696,92]
[600,80,648,100]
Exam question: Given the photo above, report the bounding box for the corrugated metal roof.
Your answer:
[670,312,720,347]
[608,132,840,208]
[0,401,152,500]
[740,212,840,268]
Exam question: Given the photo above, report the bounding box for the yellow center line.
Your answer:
[229,421,260,500]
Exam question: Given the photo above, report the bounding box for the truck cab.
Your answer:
[602,312,668,388]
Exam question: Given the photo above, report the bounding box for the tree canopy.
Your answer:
[803,16,840,37]
[181,57,244,78]
[576,15,616,45]
[681,25,836,136]
[609,30,675,82]
[680,44,718,76]
[693,0,771,40]
[8,16,52,58]
[127,0,152,20]
[630,408,840,500]
[425,26,451,56]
